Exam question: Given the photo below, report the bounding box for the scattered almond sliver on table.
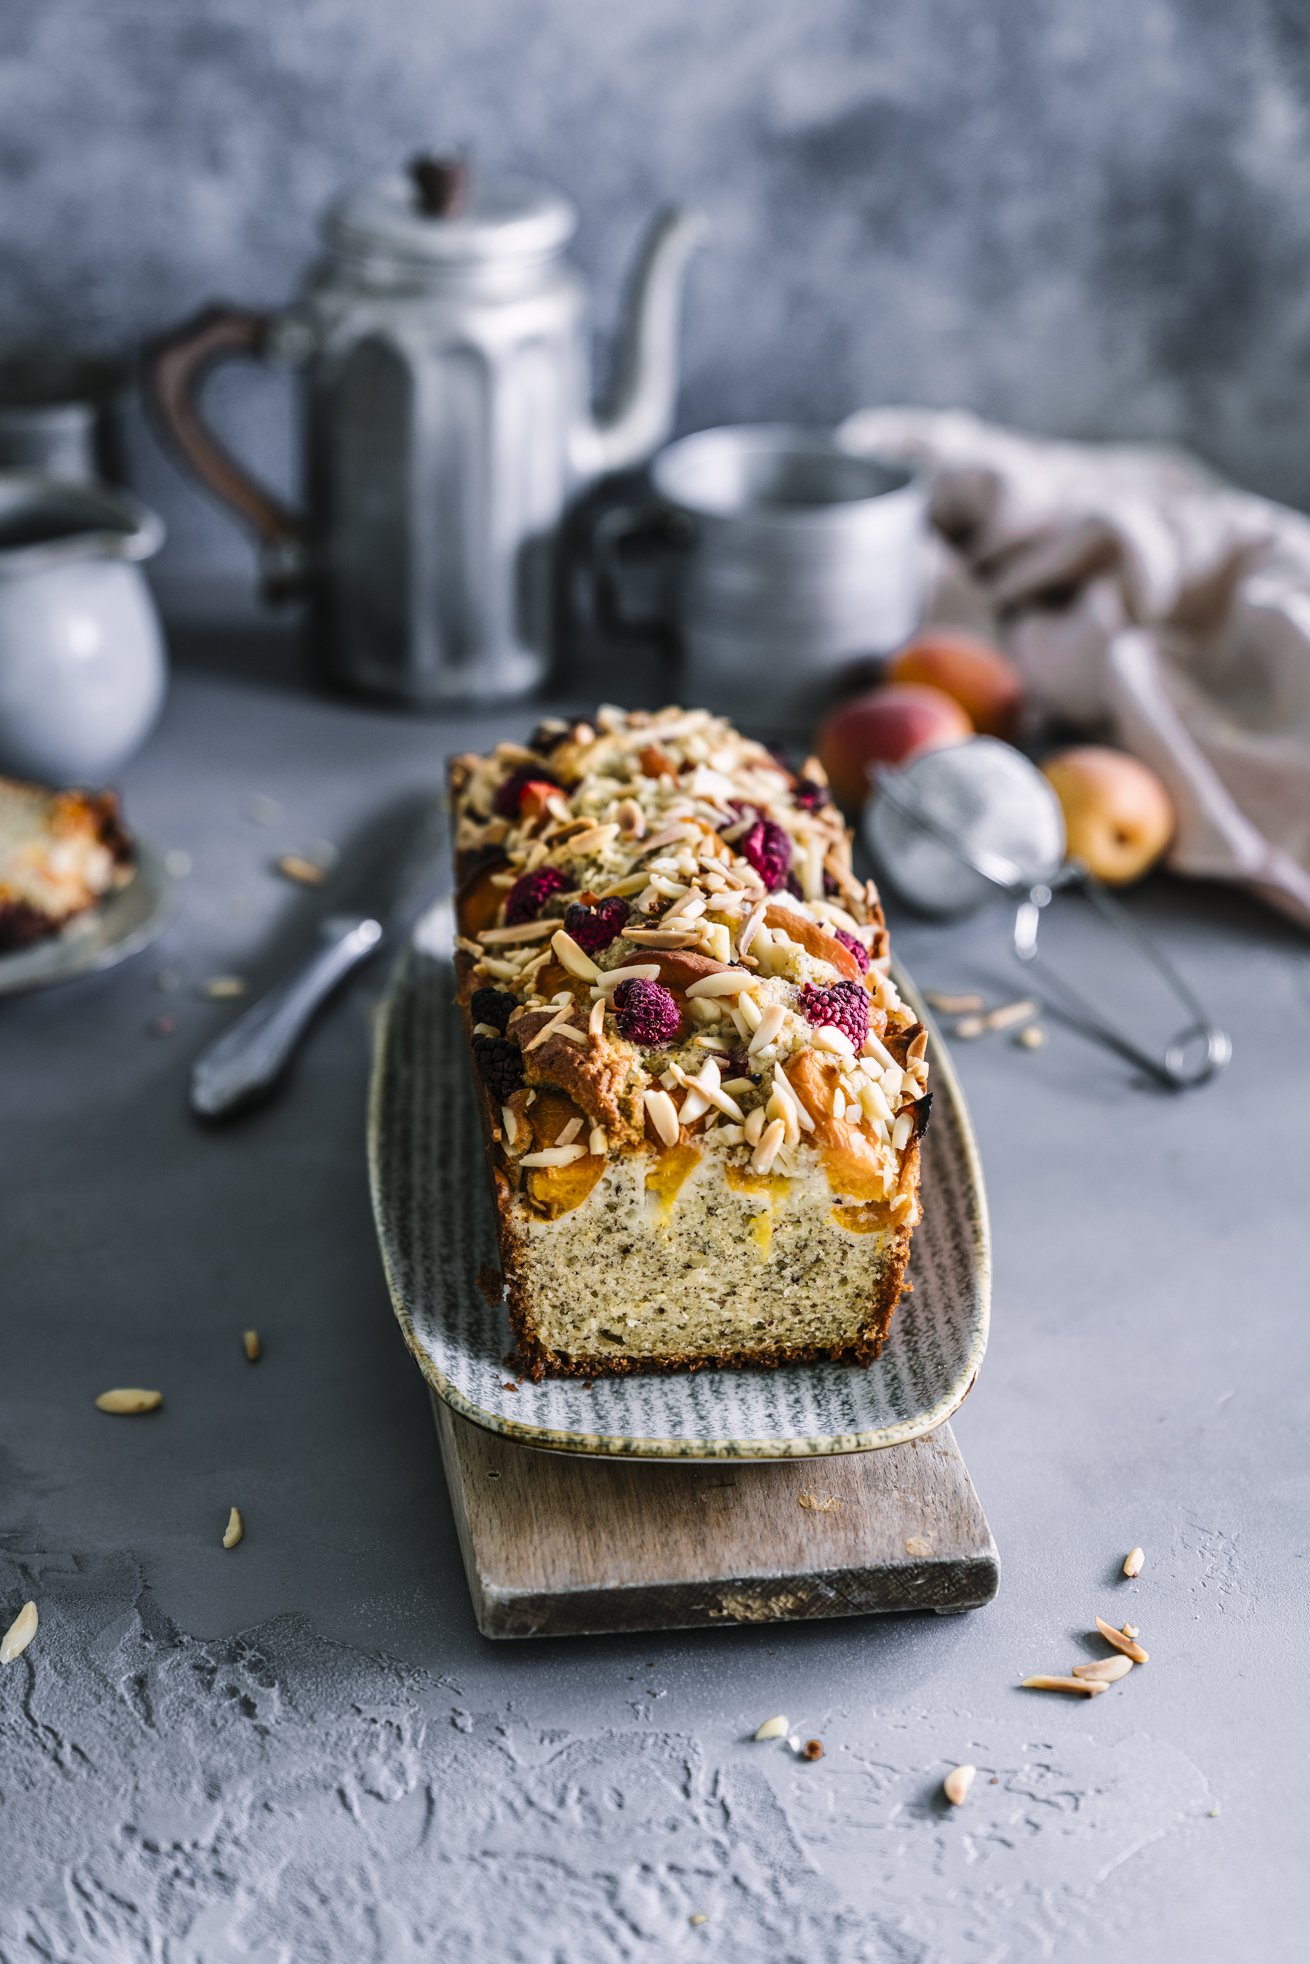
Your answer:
[0,1601,37,1663]
[94,1388,163,1415]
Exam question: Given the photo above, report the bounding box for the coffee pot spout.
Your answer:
[574,205,706,482]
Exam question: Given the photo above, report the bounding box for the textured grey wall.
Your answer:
[4,0,1310,576]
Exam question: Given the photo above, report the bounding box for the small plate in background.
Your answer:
[0,839,172,997]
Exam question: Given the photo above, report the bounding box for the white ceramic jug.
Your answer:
[0,475,166,785]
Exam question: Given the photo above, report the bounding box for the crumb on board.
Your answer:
[276,853,327,887]
[797,1492,842,1514]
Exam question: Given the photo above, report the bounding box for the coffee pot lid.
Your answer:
[323,156,577,266]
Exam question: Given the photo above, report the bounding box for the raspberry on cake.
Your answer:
[448,706,927,1381]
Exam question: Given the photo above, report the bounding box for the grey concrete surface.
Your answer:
[2,630,1309,1960]
[6,2,1310,583]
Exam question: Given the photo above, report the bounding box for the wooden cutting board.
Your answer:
[433,1397,999,1639]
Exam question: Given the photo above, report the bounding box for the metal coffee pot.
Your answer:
[149,157,704,704]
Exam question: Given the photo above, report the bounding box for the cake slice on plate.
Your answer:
[0,778,133,953]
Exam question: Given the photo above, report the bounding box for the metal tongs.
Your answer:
[868,742,1231,1092]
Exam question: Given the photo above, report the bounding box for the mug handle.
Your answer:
[146,305,308,599]
[592,500,691,650]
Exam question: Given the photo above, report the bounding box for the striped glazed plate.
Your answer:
[368,906,990,1461]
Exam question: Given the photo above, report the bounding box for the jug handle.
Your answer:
[146,305,307,598]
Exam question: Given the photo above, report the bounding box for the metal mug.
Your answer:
[595,425,929,721]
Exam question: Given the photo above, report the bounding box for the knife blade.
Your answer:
[190,794,448,1120]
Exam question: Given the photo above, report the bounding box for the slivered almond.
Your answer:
[812,1024,856,1058]
[565,822,620,855]
[891,1112,913,1152]
[588,996,606,1037]
[640,824,696,856]
[737,898,769,959]
[953,1016,986,1039]
[736,991,763,1031]
[1021,1675,1108,1697]
[243,1329,261,1362]
[592,963,661,993]
[1,1601,38,1664]
[478,920,557,945]
[767,1088,799,1147]
[276,853,326,886]
[623,929,701,949]
[95,1388,162,1415]
[685,970,754,1000]
[1072,1656,1133,1682]
[1095,1616,1149,1662]
[750,1116,786,1174]
[223,1507,244,1549]
[679,1086,711,1126]
[862,1032,896,1070]
[520,1143,588,1168]
[698,921,733,964]
[984,997,1039,1032]
[589,1126,608,1156]
[943,1763,976,1806]
[924,990,985,1014]
[556,1116,584,1147]
[744,1106,766,1146]
[524,1006,579,1051]
[772,1063,814,1132]
[643,1089,680,1148]
[753,1713,789,1740]
[1122,1546,1145,1579]
[748,1003,786,1054]
[551,929,601,982]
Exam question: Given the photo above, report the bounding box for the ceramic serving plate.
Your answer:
[0,840,171,998]
[368,905,990,1461]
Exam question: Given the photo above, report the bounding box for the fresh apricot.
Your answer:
[1041,746,1174,885]
[888,630,1024,739]
[817,684,972,810]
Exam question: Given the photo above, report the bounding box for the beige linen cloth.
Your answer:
[841,407,1310,929]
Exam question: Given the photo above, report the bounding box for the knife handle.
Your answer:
[190,914,384,1119]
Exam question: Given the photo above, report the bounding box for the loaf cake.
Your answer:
[0,778,133,953]
[450,706,930,1380]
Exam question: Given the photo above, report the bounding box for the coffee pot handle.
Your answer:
[146,305,308,598]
